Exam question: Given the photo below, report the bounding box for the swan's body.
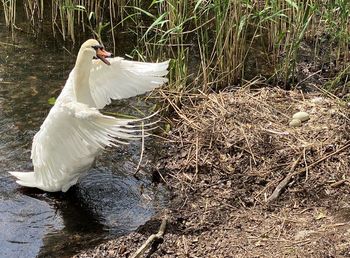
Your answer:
[9,39,169,192]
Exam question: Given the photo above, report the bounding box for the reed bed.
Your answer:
[1,0,16,35]
[2,0,350,95]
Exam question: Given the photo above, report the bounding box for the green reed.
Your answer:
[1,0,350,94]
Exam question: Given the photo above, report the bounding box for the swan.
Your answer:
[9,39,169,192]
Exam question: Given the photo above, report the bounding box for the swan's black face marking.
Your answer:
[92,45,112,65]
[92,45,103,50]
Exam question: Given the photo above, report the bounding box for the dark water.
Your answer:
[0,17,167,258]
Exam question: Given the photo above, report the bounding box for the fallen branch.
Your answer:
[267,141,350,203]
[266,154,302,203]
[131,216,168,258]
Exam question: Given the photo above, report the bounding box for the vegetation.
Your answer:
[1,0,350,96]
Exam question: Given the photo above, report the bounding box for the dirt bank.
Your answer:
[75,88,350,258]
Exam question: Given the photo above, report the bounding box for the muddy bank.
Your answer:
[74,88,349,258]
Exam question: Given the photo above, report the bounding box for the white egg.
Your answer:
[289,118,302,127]
[292,111,310,122]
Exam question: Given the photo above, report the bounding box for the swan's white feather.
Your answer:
[9,39,169,192]
[90,58,170,109]
[14,100,148,192]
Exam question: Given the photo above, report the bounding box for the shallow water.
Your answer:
[0,17,167,258]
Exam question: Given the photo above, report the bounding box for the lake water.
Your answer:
[0,13,167,258]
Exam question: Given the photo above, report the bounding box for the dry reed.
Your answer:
[159,85,350,203]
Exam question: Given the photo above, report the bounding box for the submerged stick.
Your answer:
[130,216,168,258]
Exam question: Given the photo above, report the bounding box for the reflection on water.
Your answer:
[0,13,167,258]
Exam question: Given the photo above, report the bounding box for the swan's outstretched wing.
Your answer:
[90,58,169,109]
[12,102,148,192]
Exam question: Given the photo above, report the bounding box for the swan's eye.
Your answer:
[92,45,103,50]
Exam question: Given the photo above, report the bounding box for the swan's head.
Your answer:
[79,39,112,65]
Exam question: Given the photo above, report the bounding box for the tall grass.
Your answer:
[2,0,350,94]
[124,0,350,92]
[127,1,253,92]
[260,0,316,86]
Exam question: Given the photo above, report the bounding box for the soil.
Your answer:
[74,87,350,258]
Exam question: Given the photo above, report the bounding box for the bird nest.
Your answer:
[74,87,350,258]
[160,87,350,204]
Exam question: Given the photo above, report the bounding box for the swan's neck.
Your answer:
[73,50,95,106]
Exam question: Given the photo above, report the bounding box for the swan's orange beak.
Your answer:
[96,48,112,65]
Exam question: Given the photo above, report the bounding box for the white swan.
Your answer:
[9,39,169,192]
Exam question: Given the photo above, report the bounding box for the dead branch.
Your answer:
[130,216,168,258]
[266,154,302,203]
[267,141,350,204]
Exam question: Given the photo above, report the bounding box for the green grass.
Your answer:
[2,0,350,96]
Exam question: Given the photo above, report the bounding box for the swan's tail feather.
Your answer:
[8,171,37,187]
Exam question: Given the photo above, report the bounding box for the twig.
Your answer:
[266,154,302,203]
[62,46,74,56]
[295,69,321,88]
[240,127,257,165]
[0,41,22,48]
[330,179,348,188]
[294,141,350,173]
[194,135,199,179]
[135,122,145,175]
[303,148,309,181]
[130,216,168,258]
[310,82,339,100]
[267,141,350,203]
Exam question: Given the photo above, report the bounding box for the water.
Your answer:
[0,17,167,258]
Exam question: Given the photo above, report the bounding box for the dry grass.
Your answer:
[150,86,350,257]
[74,86,350,257]
[76,83,350,258]
[161,86,350,203]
